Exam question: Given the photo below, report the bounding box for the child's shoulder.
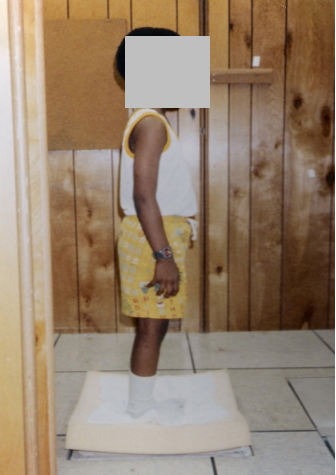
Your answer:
[129,111,168,151]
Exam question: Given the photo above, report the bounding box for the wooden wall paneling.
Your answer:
[74,150,116,332]
[43,0,68,20]
[69,0,115,333]
[45,0,70,333]
[178,0,199,36]
[250,0,285,330]
[329,94,335,329]
[329,190,335,328]
[109,0,130,25]
[178,0,202,333]
[69,0,107,19]
[207,0,229,331]
[228,0,251,331]
[283,0,335,329]
[49,151,79,332]
[109,2,132,332]
[180,107,203,333]
[112,147,136,333]
[132,0,176,30]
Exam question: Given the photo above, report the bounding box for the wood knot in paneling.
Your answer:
[286,31,293,55]
[216,266,223,275]
[326,169,335,187]
[244,33,251,49]
[231,187,245,199]
[320,105,331,137]
[86,234,94,248]
[293,94,303,110]
[35,320,45,349]
[274,140,282,150]
[252,157,268,179]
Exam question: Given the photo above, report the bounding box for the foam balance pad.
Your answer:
[65,370,252,455]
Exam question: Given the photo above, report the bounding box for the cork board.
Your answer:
[44,19,128,150]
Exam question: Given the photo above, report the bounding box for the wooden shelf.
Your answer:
[210,69,274,84]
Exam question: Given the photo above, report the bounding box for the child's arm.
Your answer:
[132,115,180,299]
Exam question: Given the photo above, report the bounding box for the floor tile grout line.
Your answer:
[56,430,324,438]
[189,366,335,371]
[312,330,335,354]
[211,456,218,475]
[54,368,195,374]
[185,333,197,373]
[54,366,335,374]
[287,380,318,429]
[56,429,333,439]
[324,437,335,458]
[54,334,62,347]
[248,429,320,433]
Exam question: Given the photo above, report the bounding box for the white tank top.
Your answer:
[120,109,198,217]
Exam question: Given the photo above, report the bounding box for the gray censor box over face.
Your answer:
[125,36,210,108]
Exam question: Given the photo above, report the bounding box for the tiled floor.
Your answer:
[54,330,335,475]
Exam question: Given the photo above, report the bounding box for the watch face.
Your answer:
[162,247,173,258]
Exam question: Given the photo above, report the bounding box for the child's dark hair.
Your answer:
[115,27,180,81]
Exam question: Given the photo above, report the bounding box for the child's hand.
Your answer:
[147,259,180,298]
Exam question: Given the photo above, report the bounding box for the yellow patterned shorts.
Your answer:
[117,216,191,319]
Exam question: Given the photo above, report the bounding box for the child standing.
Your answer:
[115,28,198,419]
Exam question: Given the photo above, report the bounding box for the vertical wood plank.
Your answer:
[228,0,251,331]
[110,1,133,332]
[180,107,202,332]
[283,0,334,329]
[69,0,107,19]
[44,0,73,335]
[109,0,131,25]
[132,0,176,30]
[329,188,335,329]
[178,0,199,36]
[178,0,202,333]
[69,0,116,333]
[112,148,136,333]
[328,93,335,330]
[75,151,116,332]
[250,0,285,330]
[207,0,229,331]
[43,0,67,20]
[49,151,79,332]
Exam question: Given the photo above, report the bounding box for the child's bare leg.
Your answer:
[127,318,185,418]
[130,318,169,377]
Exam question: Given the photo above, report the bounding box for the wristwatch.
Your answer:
[153,246,174,260]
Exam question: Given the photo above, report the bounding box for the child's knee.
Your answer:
[137,318,169,342]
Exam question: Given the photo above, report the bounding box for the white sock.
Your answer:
[126,371,186,420]
[126,371,156,418]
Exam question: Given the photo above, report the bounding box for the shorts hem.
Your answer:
[124,313,183,320]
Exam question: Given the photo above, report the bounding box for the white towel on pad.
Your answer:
[88,372,229,427]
